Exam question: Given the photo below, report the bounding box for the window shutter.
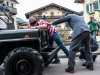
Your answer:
[86,4,89,13]
[94,1,98,11]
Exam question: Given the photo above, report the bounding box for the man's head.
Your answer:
[29,17,37,26]
[65,12,71,16]
[64,12,76,16]
[90,16,94,20]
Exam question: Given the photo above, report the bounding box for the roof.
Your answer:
[16,17,29,25]
[78,11,83,14]
[11,0,19,4]
[25,3,81,19]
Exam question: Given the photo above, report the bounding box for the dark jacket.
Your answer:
[52,14,90,40]
[90,34,99,52]
[80,34,99,52]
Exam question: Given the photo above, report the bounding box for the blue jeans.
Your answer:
[91,30,96,40]
[49,31,69,61]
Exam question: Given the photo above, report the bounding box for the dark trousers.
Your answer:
[79,44,98,59]
[68,31,93,68]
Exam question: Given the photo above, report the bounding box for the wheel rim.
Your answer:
[16,59,32,75]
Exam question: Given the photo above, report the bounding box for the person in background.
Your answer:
[87,16,98,40]
[20,17,69,63]
[79,34,98,66]
[51,12,93,73]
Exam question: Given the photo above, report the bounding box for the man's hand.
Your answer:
[19,26,23,29]
[46,23,51,25]
[90,20,92,23]
[31,26,39,29]
[68,35,72,40]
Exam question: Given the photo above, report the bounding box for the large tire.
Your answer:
[3,47,44,75]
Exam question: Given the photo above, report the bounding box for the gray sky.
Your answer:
[16,0,83,21]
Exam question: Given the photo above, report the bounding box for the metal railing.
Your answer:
[7,6,17,15]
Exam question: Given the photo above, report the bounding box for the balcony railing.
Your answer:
[7,6,17,15]
[74,0,85,3]
[33,16,63,19]
[0,3,17,15]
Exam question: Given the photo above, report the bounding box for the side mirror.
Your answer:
[0,18,7,30]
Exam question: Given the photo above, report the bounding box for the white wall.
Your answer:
[83,0,100,23]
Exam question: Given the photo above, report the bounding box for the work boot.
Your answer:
[82,62,86,66]
[86,65,94,71]
[92,54,97,62]
[65,67,74,73]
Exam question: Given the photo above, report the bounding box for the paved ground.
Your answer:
[44,55,100,75]
[0,55,100,75]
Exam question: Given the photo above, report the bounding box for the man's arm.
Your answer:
[33,24,47,29]
[51,15,70,25]
[87,21,92,25]
[19,26,28,29]
[92,19,98,25]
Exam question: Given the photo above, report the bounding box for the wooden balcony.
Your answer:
[0,4,17,15]
[74,0,85,4]
[7,6,17,15]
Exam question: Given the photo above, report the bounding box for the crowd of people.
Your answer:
[20,13,99,73]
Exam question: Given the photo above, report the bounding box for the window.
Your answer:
[62,12,65,16]
[9,3,12,7]
[86,4,89,13]
[89,3,95,13]
[7,2,9,6]
[45,12,47,14]
[86,1,99,13]
[93,1,98,11]
[38,12,42,18]
[11,4,13,7]
[93,3,95,11]
[38,12,42,16]
[0,1,3,3]
[99,0,100,10]
[0,1,3,5]
[99,0,100,6]
[51,12,54,16]
[90,4,92,12]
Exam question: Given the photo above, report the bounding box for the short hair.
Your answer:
[90,16,94,19]
[65,12,74,16]
[29,17,36,23]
